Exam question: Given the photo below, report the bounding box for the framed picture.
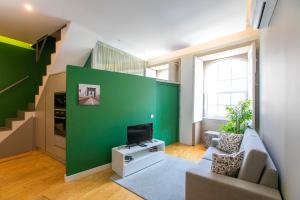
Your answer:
[78,84,100,105]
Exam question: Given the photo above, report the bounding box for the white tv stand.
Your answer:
[112,139,165,177]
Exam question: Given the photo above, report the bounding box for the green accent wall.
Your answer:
[66,66,156,175]
[0,37,55,126]
[155,82,179,145]
[66,66,179,176]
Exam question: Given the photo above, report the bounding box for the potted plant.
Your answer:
[219,100,253,134]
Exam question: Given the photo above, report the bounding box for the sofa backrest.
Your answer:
[237,129,279,189]
[238,132,267,183]
[240,128,257,149]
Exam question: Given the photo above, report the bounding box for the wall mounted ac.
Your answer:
[251,0,278,29]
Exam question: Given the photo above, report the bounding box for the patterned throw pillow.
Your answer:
[217,133,243,153]
[211,151,245,177]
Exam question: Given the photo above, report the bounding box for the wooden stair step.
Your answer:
[0,127,11,142]
[28,102,35,111]
[51,24,67,42]
[5,118,24,129]
[17,111,26,119]
[0,127,11,132]
[42,75,48,86]
[19,110,35,119]
[6,117,24,122]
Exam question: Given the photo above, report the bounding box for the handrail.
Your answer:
[0,75,29,94]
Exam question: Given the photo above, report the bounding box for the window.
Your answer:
[92,41,147,76]
[145,68,157,78]
[145,64,169,80]
[204,55,251,118]
[156,68,169,80]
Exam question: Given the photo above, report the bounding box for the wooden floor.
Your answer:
[0,143,206,200]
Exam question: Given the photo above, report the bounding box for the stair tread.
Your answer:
[7,117,24,121]
[28,102,35,111]
[18,110,34,114]
[0,127,11,131]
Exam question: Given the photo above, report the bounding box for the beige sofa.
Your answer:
[186,129,282,200]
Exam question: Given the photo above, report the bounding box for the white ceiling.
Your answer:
[0,0,246,60]
[0,0,68,44]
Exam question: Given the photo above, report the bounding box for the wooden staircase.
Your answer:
[35,25,67,107]
[0,103,35,143]
[0,25,68,146]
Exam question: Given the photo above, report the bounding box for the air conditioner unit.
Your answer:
[251,0,278,29]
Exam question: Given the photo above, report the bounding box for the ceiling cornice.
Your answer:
[147,28,259,66]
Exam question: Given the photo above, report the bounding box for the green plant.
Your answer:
[219,100,253,134]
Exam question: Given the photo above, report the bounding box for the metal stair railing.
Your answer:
[0,75,29,95]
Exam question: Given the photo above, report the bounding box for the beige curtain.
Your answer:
[93,41,147,76]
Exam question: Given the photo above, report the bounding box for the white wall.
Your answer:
[200,118,227,141]
[179,55,194,145]
[168,62,179,82]
[193,57,203,123]
[52,22,101,74]
[260,0,300,199]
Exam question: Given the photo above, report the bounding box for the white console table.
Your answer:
[112,139,165,177]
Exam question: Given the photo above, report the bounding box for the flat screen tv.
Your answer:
[127,123,153,145]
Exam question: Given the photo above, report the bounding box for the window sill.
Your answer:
[156,79,180,84]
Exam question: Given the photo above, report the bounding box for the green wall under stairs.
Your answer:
[0,37,56,127]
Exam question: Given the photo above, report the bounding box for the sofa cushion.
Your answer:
[211,151,245,177]
[259,156,279,189]
[217,133,243,153]
[202,147,227,161]
[238,135,268,183]
[197,158,213,171]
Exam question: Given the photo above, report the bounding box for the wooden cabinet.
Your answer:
[35,72,66,163]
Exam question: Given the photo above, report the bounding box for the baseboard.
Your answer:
[64,163,111,182]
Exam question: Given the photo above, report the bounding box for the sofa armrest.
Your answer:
[186,168,282,200]
[211,138,220,147]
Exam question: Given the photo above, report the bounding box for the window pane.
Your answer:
[145,68,156,78]
[232,79,247,91]
[218,62,231,80]
[217,93,231,105]
[217,80,231,92]
[204,63,218,92]
[231,93,246,105]
[217,105,227,117]
[157,69,169,80]
[206,94,217,116]
[231,60,247,79]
